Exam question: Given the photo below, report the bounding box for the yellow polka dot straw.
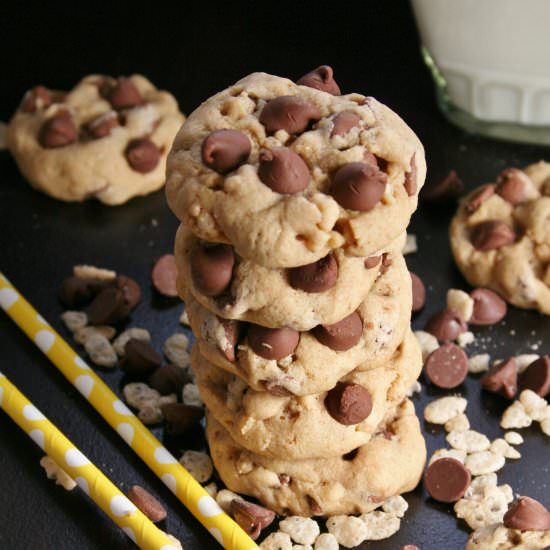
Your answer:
[0,273,259,550]
[0,372,178,550]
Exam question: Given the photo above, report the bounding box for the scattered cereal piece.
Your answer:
[164,333,190,367]
[40,456,76,491]
[313,533,338,550]
[414,330,439,362]
[490,438,521,459]
[127,485,167,522]
[406,381,422,397]
[447,429,490,452]
[465,451,505,475]
[457,331,475,347]
[454,482,513,530]
[515,354,540,373]
[447,289,474,322]
[123,382,160,409]
[279,517,320,546]
[428,448,467,466]
[424,396,468,424]
[179,308,190,326]
[84,332,117,367]
[444,413,470,433]
[361,511,401,540]
[519,389,548,421]
[541,418,550,436]
[504,431,524,445]
[293,545,312,550]
[382,496,408,518]
[73,264,116,281]
[468,353,490,374]
[326,515,368,548]
[260,532,293,550]
[203,482,218,499]
[182,383,203,407]
[179,450,213,483]
[500,400,532,429]
[113,327,151,356]
[74,325,116,345]
[137,404,163,425]
[403,234,417,255]
[61,311,88,332]
[216,489,242,513]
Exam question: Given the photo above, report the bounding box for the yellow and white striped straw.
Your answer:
[0,273,259,550]
[0,372,178,550]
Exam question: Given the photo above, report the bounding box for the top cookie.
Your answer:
[166,68,425,267]
[8,74,184,205]
[450,162,550,314]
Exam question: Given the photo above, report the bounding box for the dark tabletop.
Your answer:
[1,2,549,549]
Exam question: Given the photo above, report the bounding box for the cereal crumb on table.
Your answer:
[40,456,76,491]
[279,517,320,545]
[73,264,116,280]
[179,450,213,483]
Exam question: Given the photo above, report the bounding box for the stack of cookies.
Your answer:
[167,68,427,516]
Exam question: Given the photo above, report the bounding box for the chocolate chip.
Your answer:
[230,499,276,540]
[152,254,178,297]
[297,65,341,95]
[380,253,392,274]
[331,111,361,137]
[424,458,471,503]
[306,495,323,516]
[424,343,469,389]
[38,111,77,148]
[519,356,550,397]
[87,111,119,139]
[363,150,378,167]
[404,153,417,196]
[104,77,143,110]
[425,309,468,341]
[470,288,507,325]
[125,138,161,173]
[265,382,293,396]
[149,364,190,395]
[481,357,518,399]
[471,220,516,251]
[219,318,241,362]
[364,255,381,269]
[288,254,338,293]
[496,168,531,204]
[422,170,464,203]
[161,403,204,437]
[259,95,321,134]
[127,485,167,523]
[190,243,234,297]
[121,339,162,376]
[325,382,373,425]
[201,129,251,174]
[59,276,111,308]
[258,147,310,194]
[247,325,300,360]
[330,162,387,211]
[313,311,362,351]
[21,85,51,113]
[503,496,550,531]
[85,287,127,325]
[466,184,495,212]
[411,272,426,312]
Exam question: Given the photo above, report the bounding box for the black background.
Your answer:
[1,2,549,549]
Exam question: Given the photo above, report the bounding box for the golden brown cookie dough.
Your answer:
[166,71,425,268]
[192,329,422,459]
[207,399,426,516]
[450,162,550,314]
[8,75,184,204]
[176,224,406,330]
[466,523,550,549]
[185,253,413,396]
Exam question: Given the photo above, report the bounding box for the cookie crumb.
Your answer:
[179,450,213,483]
[73,264,116,281]
[40,456,76,491]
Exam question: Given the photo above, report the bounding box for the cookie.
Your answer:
[450,162,550,314]
[466,523,550,549]
[206,399,426,516]
[166,71,425,268]
[176,224,405,330]
[185,257,414,396]
[191,330,422,459]
[8,75,184,204]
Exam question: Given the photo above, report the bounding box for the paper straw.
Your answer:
[0,273,259,550]
[0,372,177,550]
